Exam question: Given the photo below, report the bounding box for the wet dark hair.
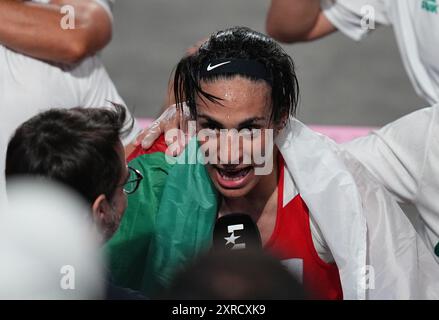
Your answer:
[173,26,300,125]
[5,103,132,204]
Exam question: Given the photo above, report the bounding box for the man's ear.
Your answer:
[91,194,110,225]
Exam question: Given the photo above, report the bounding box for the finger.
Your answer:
[178,102,195,143]
[140,121,162,149]
[136,104,177,148]
[163,106,182,146]
[164,141,182,157]
[164,129,187,157]
[134,127,147,146]
[137,103,190,150]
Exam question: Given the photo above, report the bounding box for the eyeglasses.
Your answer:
[122,166,143,195]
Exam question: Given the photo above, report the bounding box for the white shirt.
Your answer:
[278,115,439,299]
[33,0,115,19]
[321,0,439,104]
[0,0,141,207]
[308,105,439,266]
[343,104,439,264]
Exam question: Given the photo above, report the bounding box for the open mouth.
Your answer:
[214,166,253,189]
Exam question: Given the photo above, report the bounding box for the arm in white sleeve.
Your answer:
[0,0,113,64]
[342,105,439,206]
[320,0,391,41]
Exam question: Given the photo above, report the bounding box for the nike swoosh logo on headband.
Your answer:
[207,61,231,71]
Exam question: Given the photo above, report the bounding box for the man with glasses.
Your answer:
[123,167,144,196]
[4,103,145,299]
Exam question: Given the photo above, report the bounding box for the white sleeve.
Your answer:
[78,58,142,146]
[45,1,114,20]
[93,0,114,21]
[320,0,391,41]
[342,105,439,207]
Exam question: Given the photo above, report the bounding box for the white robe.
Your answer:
[277,109,439,299]
[343,105,439,265]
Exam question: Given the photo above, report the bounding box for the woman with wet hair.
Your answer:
[117,26,439,299]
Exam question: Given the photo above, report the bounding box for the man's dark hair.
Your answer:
[173,26,300,125]
[5,103,132,203]
[163,250,306,300]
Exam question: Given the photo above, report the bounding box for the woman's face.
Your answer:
[196,76,276,199]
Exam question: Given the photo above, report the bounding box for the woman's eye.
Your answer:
[251,129,262,138]
[205,127,219,135]
[237,129,258,139]
[241,127,262,133]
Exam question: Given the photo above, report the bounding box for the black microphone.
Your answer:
[212,213,262,251]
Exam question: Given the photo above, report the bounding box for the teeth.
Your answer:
[218,168,251,181]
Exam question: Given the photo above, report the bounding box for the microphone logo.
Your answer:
[224,224,245,250]
[213,213,262,251]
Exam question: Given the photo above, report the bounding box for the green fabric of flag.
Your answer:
[105,136,218,296]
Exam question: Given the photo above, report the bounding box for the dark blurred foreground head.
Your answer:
[164,250,305,300]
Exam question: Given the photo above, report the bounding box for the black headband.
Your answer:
[200,59,272,85]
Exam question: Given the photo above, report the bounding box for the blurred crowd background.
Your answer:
[102,0,425,125]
